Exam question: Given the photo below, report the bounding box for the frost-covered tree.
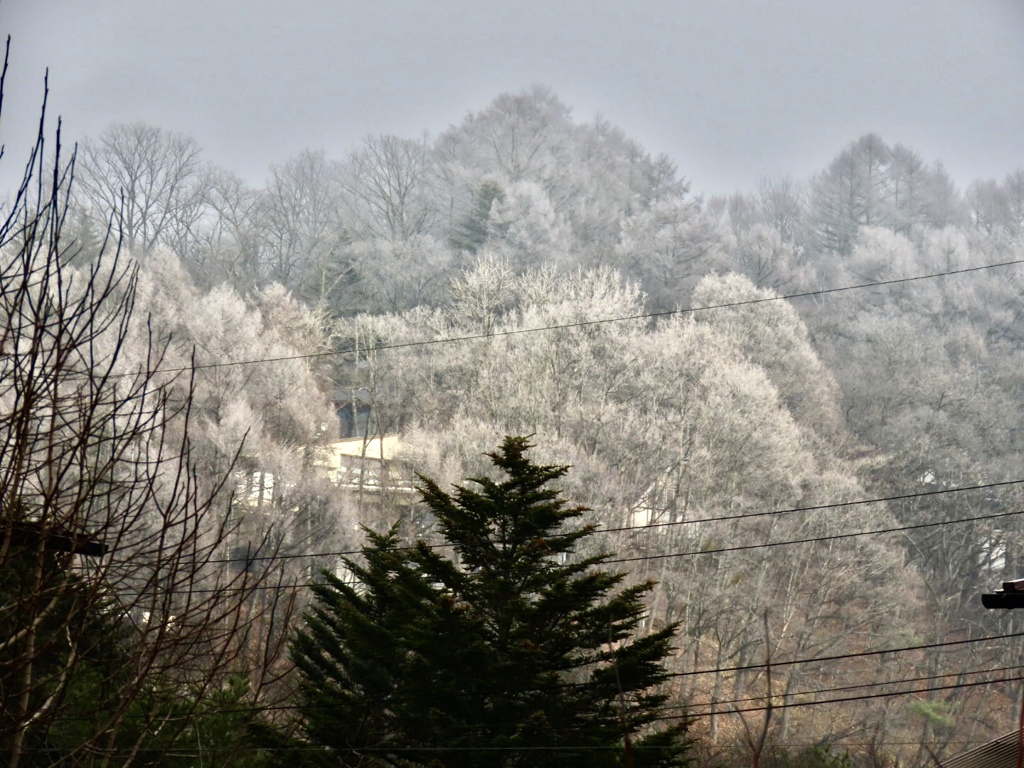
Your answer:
[259,149,352,308]
[348,234,457,312]
[449,176,506,254]
[435,87,689,268]
[615,198,729,310]
[0,76,296,767]
[484,180,573,269]
[340,134,438,242]
[809,134,891,254]
[194,166,266,291]
[129,249,348,567]
[74,122,213,260]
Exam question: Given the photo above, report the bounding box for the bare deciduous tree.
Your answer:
[74,122,211,257]
[260,149,352,310]
[340,134,438,242]
[0,64,293,768]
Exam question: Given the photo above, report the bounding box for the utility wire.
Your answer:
[48,662,1017,726]
[669,672,1024,718]
[136,501,1022,583]
[36,670,1023,755]
[602,478,1024,535]
[660,665,1019,713]
[118,257,1024,377]
[21,730,1005,757]
[90,503,1024,594]
[669,630,1024,679]
[192,476,1024,565]
[604,506,1024,566]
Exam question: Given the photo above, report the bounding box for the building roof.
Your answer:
[942,731,1022,768]
[0,520,107,557]
[329,435,402,462]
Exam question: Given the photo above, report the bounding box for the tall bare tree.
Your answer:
[73,122,211,258]
[340,134,438,242]
[260,149,352,310]
[0,59,293,768]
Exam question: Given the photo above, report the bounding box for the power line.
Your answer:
[675,672,1024,717]
[86,504,1022,595]
[181,503,1024,578]
[52,663,1016,725]
[603,506,1024,566]
[36,669,1022,755]
[121,256,1024,377]
[662,665,1019,714]
[38,654,1023,754]
[669,630,1024,680]
[18,728,1005,758]
[600,477,1024,535]
[188,476,1024,566]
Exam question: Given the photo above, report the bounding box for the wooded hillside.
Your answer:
[7,81,1024,767]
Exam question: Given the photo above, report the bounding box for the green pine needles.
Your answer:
[291,437,689,767]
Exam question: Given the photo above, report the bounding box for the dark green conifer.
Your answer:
[449,178,505,253]
[291,437,689,767]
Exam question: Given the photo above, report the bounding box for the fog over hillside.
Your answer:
[2,1,1021,195]
[2,4,1023,767]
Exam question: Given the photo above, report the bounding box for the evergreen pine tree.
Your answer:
[291,437,689,767]
[449,178,505,254]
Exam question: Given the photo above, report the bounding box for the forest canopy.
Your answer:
[5,77,1024,767]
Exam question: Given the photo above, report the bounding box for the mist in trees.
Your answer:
[0,102,310,768]
[7,58,1024,767]
[0,47,360,763]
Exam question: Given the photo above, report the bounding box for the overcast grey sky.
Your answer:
[2,0,1022,196]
